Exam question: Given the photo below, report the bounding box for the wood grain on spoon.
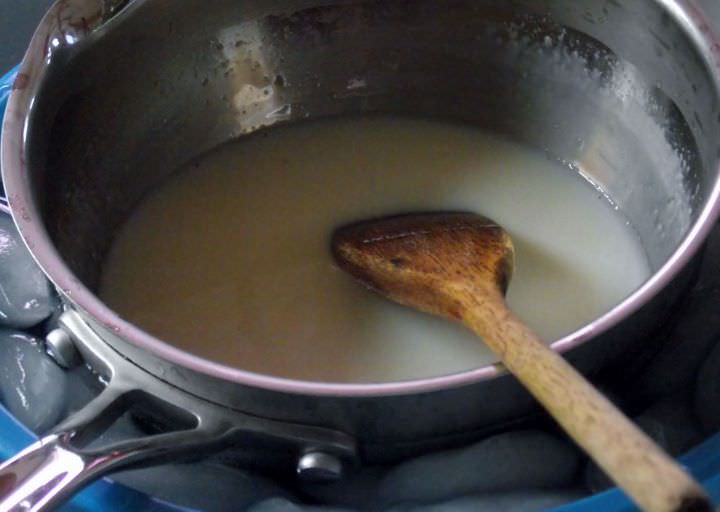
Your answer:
[331,212,711,512]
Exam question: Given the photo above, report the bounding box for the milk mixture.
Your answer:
[100,117,651,383]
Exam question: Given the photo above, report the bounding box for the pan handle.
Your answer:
[0,378,223,512]
[0,433,98,512]
[0,426,215,512]
[0,310,358,512]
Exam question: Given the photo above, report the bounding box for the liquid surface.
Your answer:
[100,117,651,383]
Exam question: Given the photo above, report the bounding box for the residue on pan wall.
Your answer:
[491,18,697,263]
[212,22,292,134]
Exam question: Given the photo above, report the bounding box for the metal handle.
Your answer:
[0,432,133,512]
[0,426,225,512]
[0,311,357,512]
[0,380,221,512]
[0,433,94,512]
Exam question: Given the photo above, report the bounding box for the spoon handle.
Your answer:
[464,299,711,512]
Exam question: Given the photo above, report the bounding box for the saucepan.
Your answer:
[2,0,720,509]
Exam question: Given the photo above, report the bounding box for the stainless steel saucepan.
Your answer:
[2,0,720,509]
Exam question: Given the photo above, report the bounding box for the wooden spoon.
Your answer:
[331,212,711,512]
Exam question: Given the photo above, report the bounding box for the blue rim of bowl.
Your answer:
[1,65,718,512]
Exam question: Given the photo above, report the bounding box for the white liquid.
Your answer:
[100,117,650,383]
